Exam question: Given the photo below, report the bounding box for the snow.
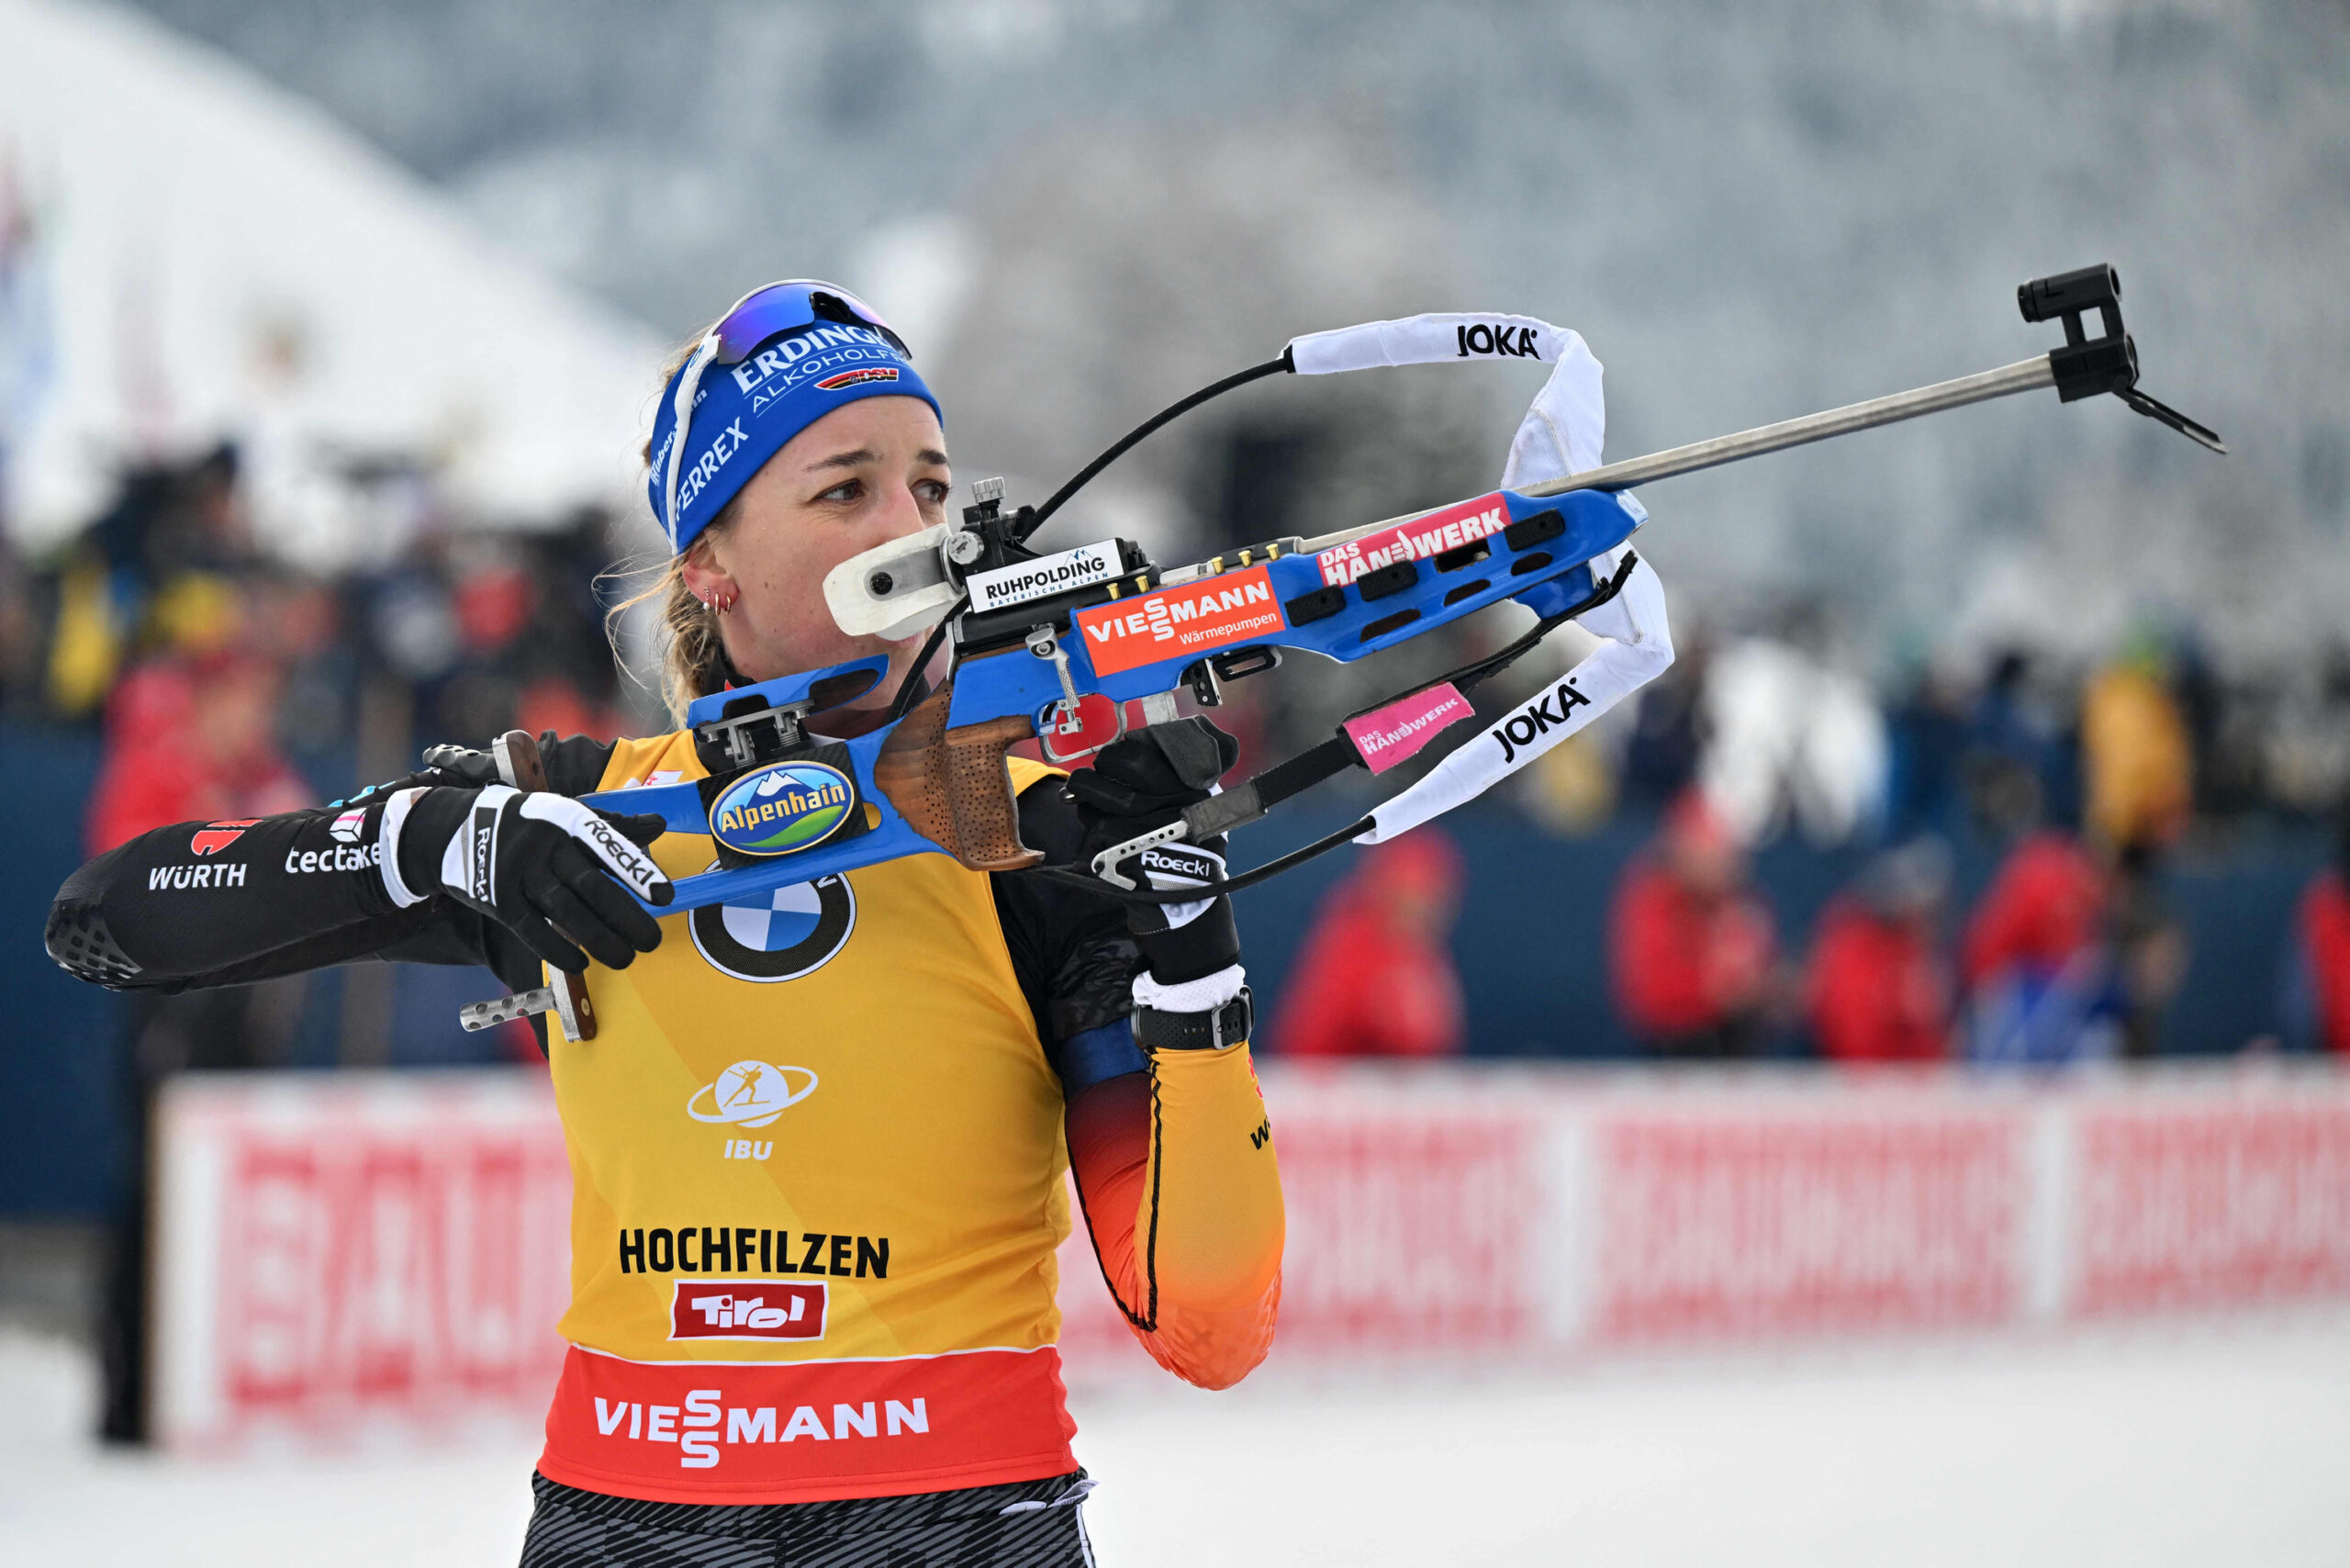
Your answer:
[0,0,669,558]
[5,1316,2348,1566]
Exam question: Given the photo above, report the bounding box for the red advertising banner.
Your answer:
[155,1066,2350,1444]
[1593,1111,2021,1340]
[154,1074,572,1449]
[2069,1099,2350,1316]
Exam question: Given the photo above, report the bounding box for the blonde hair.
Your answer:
[610,325,739,726]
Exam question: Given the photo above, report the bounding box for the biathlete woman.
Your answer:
[47,280,1285,1564]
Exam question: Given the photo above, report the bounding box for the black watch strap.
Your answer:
[1132,987,1253,1052]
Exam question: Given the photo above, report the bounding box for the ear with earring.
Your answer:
[701,586,738,615]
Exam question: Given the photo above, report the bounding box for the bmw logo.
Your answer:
[689,872,856,983]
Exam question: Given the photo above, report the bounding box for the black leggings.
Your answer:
[519,1469,1096,1566]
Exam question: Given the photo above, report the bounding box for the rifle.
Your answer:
[463,264,2218,1038]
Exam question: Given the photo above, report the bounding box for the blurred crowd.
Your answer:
[1270,614,2350,1064]
[0,442,643,857]
[6,442,2347,1069]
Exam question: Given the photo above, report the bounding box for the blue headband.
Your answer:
[646,318,941,554]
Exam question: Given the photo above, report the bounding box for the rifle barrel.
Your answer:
[1524,353,2056,498]
[1298,353,2055,554]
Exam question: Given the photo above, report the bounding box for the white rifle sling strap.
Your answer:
[1289,310,1606,485]
[1357,316,1671,845]
[1362,548,1672,843]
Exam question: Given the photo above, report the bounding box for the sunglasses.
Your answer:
[661,279,912,543]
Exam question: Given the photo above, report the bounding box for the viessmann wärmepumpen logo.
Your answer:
[710,762,856,857]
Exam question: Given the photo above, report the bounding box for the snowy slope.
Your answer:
[6,1317,2348,1566]
[0,0,668,555]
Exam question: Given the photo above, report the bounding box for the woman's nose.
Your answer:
[870,481,932,542]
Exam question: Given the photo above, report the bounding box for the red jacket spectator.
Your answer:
[1810,897,1950,1061]
[1272,832,1466,1058]
[1961,831,2104,988]
[1609,792,1776,1054]
[2300,869,2350,1056]
[1809,838,1953,1062]
[87,651,309,853]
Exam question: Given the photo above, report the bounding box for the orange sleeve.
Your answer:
[1065,1042,1283,1389]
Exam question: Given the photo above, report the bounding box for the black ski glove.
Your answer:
[387,785,672,973]
[1068,717,1242,985]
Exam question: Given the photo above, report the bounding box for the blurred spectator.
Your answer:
[86,645,309,853]
[1272,831,1466,1058]
[1959,829,2112,1062]
[1808,837,1953,1063]
[1958,829,2187,1062]
[1885,653,1972,839]
[44,443,250,719]
[2284,807,2350,1056]
[1609,791,1778,1057]
[2262,642,2350,814]
[1520,731,1618,837]
[1699,633,1887,847]
[2082,630,2193,850]
[1964,649,2070,835]
[2105,840,2189,1058]
[1619,627,1708,806]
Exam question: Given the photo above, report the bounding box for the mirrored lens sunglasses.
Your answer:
[663,280,913,541]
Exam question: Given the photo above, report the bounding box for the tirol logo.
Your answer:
[711,762,855,857]
[1315,492,1513,589]
[191,820,260,856]
[688,1061,818,1129]
[1073,565,1283,678]
[669,1280,827,1342]
[813,366,899,390]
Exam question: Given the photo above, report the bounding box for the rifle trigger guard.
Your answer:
[1091,820,1190,890]
[1033,624,1133,764]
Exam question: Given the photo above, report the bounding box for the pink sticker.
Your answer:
[1342,683,1474,774]
[1312,491,1511,588]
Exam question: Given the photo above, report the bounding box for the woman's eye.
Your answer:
[816,479,862,504]
[917,480,950,505]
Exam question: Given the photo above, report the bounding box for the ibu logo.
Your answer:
[711,762,855,857]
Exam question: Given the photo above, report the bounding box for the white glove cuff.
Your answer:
[1134,962,1247,1014]
[377,788,431,909]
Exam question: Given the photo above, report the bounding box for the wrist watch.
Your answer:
[1132,987,1253,1052]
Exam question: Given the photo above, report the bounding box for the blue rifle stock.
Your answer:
[583,485,1646,915]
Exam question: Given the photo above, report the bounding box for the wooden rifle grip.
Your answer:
[492,729,599,1043]
[874,679,1044,873]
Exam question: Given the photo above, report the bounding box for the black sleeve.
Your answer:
[45,734,615,998]
[990,776,1176,1099]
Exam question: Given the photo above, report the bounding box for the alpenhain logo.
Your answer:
[190,820,261,856]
